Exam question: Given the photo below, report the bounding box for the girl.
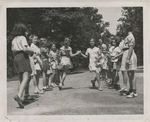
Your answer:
[29,34,44,94]
[106,39,116,87]
[109,38,122,90]
[81,38,103,91]
[120,23,137,98]
[49,43,60,87]
[40,38,53,91]
[58,37,81,90]
[11,23,34,108]
[98,39,108,80]
[118,37,129,94]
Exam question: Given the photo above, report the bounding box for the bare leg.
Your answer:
[51,70,56,86]
[56,69,60,83]
[95,70,102,91]
[92,77,97,83]
[127,71,133,90]
[121,71,128,89]
[42,71,47,88]
[25,76,31,96]
[128,70,136,91]
[18,72,29,99]
[33,74,39,92]
[36,70,41,89]
[59,70,67,89]
[18,73,23,91]
[126,70,137,97]
[60,71,67,85]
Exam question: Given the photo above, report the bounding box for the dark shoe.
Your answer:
[127,92,137,98]
[22,100,30,104]
[114,84,121,90]
[109,85,115,89]
[91,80,96,88]
[58,83,62,90]
[14,95,24,108]
[125,91,132,95]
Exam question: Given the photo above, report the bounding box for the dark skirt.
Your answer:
[13,51,32,73]
[42,59,50,71]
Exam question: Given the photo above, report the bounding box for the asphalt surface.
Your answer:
[7,68,143,115]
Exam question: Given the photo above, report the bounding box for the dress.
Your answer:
[111,46,122,70]
[40,47,52,74]
[101,52,108,70]
[98,43,107,51]
[85,46,101,72]
[60,46,73,71]
[49,50,59,70]
[120,32,137,71]
[30,43,41,71]
[107,46,115,67]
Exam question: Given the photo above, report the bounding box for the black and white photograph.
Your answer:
[7,6,143,115]
[1,0,150,121]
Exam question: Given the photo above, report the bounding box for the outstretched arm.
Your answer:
[81,52,88,58]
[112,52,123,59]
[69,48,81,57]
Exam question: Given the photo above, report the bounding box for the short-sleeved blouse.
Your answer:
[11,36,29,51]
[30,43,40,55]
[124,32,135,48]
[85,47,101,64]
[40,47,49,60]
[60,46,71,57]
[120,32,137,71]
[49,50,58,60]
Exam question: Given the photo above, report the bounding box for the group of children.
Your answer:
[11,23,137,108]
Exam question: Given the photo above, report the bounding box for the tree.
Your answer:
[7,7,111,77]
[117,7,143,66]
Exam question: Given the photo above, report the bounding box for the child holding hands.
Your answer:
[81,38,103,91]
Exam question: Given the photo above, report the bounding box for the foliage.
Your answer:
[7,7,110,77]
[117,7,143,66]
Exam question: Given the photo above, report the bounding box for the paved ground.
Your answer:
[7,68,143,115]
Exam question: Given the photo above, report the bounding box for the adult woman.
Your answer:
[119,23,137,98]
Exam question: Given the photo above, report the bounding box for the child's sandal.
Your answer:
[98,87,103,91]
[24,95,35,100]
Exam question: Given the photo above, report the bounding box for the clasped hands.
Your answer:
[76,50,82,55]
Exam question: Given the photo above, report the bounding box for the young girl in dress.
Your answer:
[40,39,53,91]
[81,38,103,91]
[11,23,34,108]
[109,38,122,90]
[49,43,60,87]
[107,38,117,87]
[29,34,44,94]
[58,37,81,90]
[98,39,108,80]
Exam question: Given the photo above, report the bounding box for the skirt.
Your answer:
[89,62,101,73]
[13,51,32,73]
[50,60,58,70]
[120,49,137,71]
[34,62,41,70]
[42,59,50,71]
[60,56,73,71]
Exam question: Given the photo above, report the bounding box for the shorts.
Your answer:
[13,51,32,73]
